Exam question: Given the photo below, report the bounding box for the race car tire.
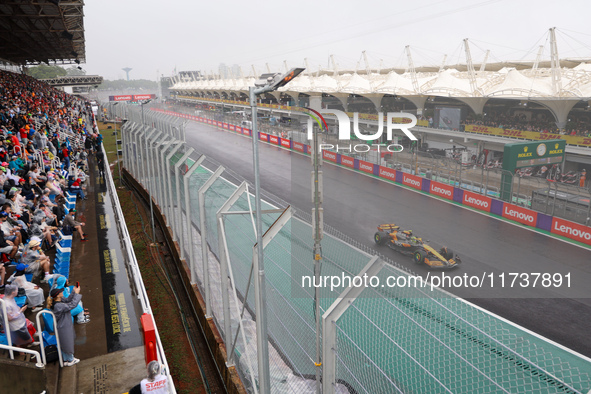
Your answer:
[413,250,426,264]
[374,232,388,245]
[439,247,454,260]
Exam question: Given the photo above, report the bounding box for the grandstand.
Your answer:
[0,3,187,394]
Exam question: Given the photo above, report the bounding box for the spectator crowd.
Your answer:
[462,112,591,137]
[0,69,102,367]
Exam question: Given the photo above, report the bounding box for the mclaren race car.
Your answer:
[374,224,461,269]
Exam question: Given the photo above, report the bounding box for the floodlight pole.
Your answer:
[249,85,272,394]
[248,67,304,394]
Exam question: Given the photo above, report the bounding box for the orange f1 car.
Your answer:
[374,224,461,269]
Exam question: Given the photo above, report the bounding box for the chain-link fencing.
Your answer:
[118,104,591,394]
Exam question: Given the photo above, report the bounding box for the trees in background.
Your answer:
[25,64,67,79]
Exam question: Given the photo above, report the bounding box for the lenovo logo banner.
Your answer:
[551,217,591,245]
[379,166,396,181]
[109,94,156,101]
[133,94,155,101]
[269,135,279,145]
[462,190,491,212]
[281,139,291,148]
[110,95,132,102]
[293,142,305,152]
[260,132,268,141]
[502,203,538,226]
[323,150,337,162]
[341,155,355,168]
[429,181,453,200]
[402,173,422,190]
[358,160,374,174]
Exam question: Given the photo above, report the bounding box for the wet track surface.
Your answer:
[184,121,591,357]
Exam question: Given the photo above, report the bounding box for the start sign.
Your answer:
[503,139,566,171]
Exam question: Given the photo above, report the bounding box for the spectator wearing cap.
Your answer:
[19,178,35,202]
[8,154,24,172]
[69,178,86,200]
[47,285,82,366]
[45,174,64,199]
[3,161,21,184]
[51,275,89,324]
[3,204,29,232]
[21,238,51,282]
[7,186,25,217]
[9,263,44,313]
[63,209,87,241]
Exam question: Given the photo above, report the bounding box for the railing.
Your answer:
[99,123,177,393]
[35,310,63,367]
[0,298,43,368]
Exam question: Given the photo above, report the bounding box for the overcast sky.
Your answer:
[83,0,591,81]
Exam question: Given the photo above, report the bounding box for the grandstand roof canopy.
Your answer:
[0,0,85,66]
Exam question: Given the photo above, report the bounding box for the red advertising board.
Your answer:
[217,121,222,127]
[207,119,212,124]
[260,132,268,141]
[462,190,492,212]
[358,160,374,174]
[111,95,132,102]
[243,128,251,136]
[229,125,235,131]
[551,217,591,245]
[133,94,155,101]
[269,135,279,145]
[222,123,228,129]
[502,203,538,226]
[293,142,305,152]
[378,166,396,181]
[341,155,355,168]
[281,139,291,148]
[323,150,337,162]
[429,180,454,200]
[402,173,422,190]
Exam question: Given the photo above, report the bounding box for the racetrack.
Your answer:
[184,120,591,358]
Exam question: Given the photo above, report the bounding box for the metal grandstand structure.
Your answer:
[41,74,103,86]
[170,28,591,130]
[0,0,85,65]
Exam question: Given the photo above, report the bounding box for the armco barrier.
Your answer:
[150,108,591,247]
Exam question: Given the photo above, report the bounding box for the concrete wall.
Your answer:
[0,358,47,393]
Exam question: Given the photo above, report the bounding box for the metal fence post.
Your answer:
[183,155,206,282]
[147,129,163,196]
[165,144,183,230]
[128,123,140,178]
[154,139,174,206]
[198,166,225,317]
[141,128,158,191]
[173,149,195,257]
[322,256,383,394]
[216,182,249,365]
